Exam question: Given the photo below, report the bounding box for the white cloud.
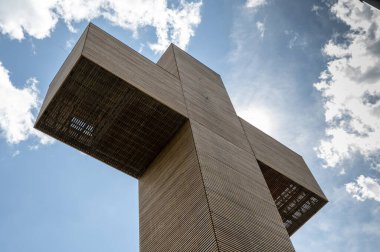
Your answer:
[315,0,380,168]
[0,0,202,53]
[346,175,380,202]
[238,104,276,135]
[0,0,58,40]
[246,0,267,9]
[256,21,265,38]
[0,62,53,145]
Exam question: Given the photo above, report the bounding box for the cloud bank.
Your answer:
[315,0,380,202]
[0,62,52,145]
[315,0,380,169]
[0,0,202,53]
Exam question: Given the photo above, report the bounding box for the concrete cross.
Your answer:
[35,24,327,252]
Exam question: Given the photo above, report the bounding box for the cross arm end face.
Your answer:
[240,117,328,236]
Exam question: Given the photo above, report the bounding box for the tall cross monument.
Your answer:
[35,24,327,251]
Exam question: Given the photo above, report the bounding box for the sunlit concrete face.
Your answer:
[35,23,327,251]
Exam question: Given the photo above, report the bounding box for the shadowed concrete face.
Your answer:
[35,23,327,251]
[35,56,186,178]
[361,0,380,10]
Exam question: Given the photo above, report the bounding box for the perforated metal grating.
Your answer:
[35,57,187,178]
[258,161,327,236]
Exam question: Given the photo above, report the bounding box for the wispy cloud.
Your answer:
[65,39,75,50]
[256,21,265,38]
[0,0,202,53]
[314,0,380,169]
[228,2,323,154]
[29,39,37,55]
[0,62,53,145]
[311,4,323,15]
[12,150,20,158]
[284,30,307,49]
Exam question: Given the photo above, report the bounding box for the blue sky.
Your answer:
[1,0,380,251]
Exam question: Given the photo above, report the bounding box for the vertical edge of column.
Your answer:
[139,121,219,252]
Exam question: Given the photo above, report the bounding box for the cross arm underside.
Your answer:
[34,24,189,178]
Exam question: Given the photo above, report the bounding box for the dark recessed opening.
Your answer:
[258,161,327,236]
